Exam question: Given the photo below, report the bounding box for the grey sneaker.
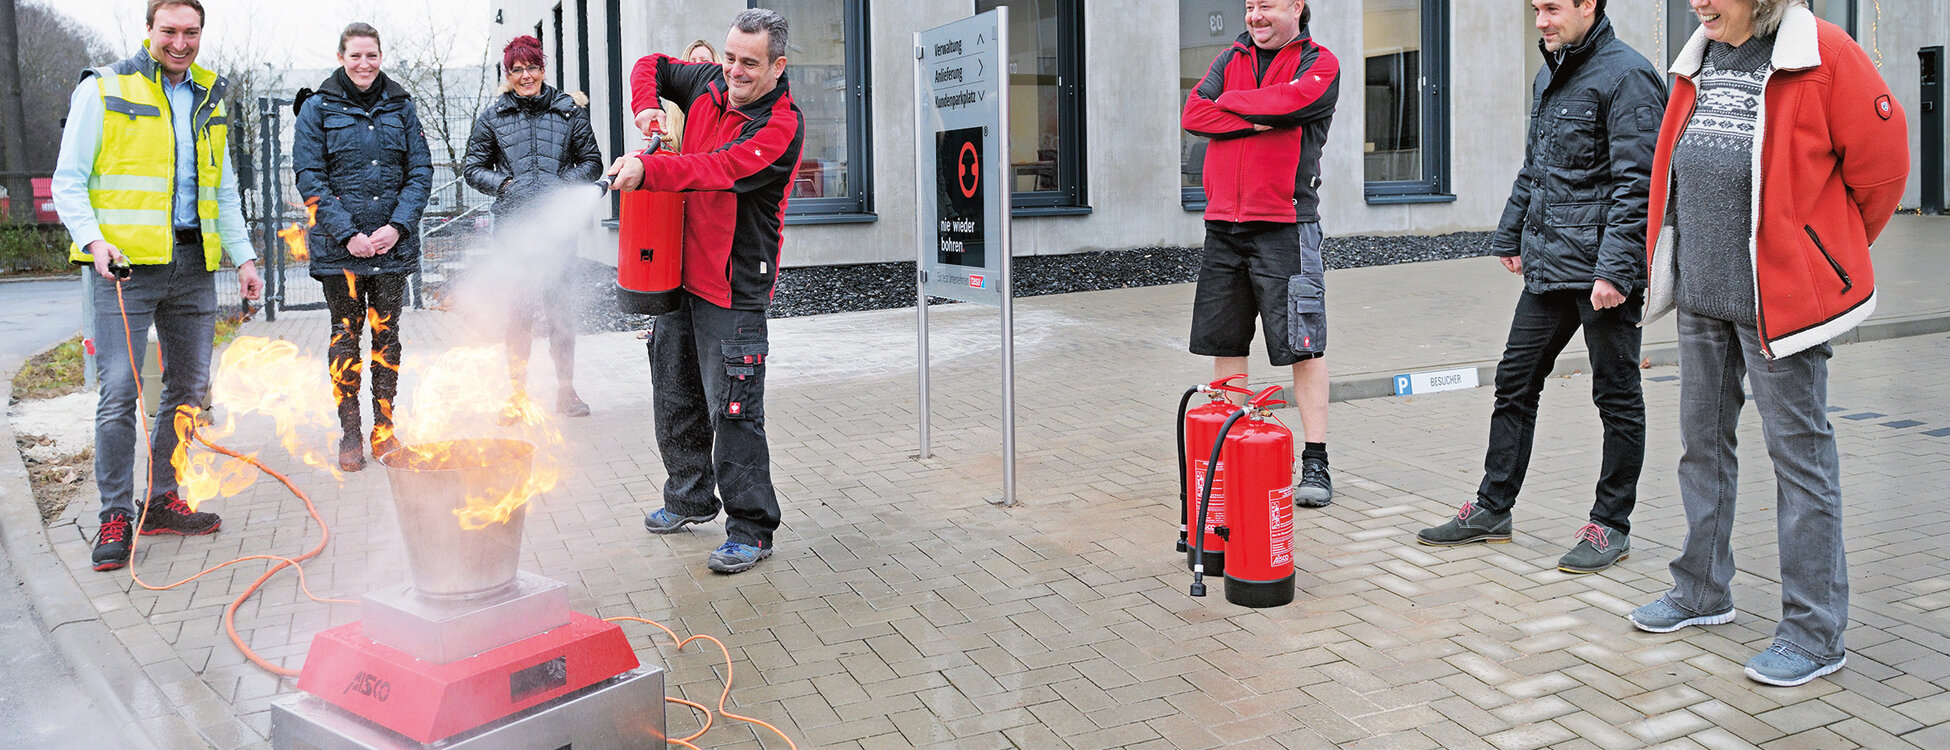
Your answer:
[1295,456,1333,507]
[1557,523,1629,573]
[1744,641,1845,686]
[643,507,714,534]
[1416,501,1512,546]
[1628,596,1736,633]
[706,540,773,573]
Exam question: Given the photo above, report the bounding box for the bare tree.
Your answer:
[13,3,116,172]
[199,17,293,228]
[389,2,495,217]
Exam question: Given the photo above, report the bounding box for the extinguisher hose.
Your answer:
[1191,408,1249,597]
[1174,386,1199,553]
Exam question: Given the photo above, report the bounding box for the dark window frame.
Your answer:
[753,0,877,223]
[1363,0,1451,203]
[576,0,591,95]
[553,4,566,91]
[978,0,1089,216]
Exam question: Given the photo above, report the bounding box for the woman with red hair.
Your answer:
[463,35,605,419]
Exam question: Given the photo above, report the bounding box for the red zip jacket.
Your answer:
[630,54,804,310]
[1182,28,1340,223]
[1645,8,1908,358]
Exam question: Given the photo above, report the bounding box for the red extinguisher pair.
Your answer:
[1175,375,1296,608]
[614,130,686,316]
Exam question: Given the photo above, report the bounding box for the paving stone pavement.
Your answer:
[36,260,1950,748]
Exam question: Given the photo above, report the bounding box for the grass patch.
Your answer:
[11,336,86,402]
[0,224,74,276]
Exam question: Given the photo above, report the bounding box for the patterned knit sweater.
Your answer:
[1672,35,1776,326]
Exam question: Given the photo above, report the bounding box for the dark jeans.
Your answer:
[319,272,406,437]
[90,242,215,521]
[1477,288,1645,533]
[649,292,780,547]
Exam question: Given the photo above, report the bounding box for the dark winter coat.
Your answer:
[1491,15,1665,294]
[462,85,605,218]
[291,74,434,278]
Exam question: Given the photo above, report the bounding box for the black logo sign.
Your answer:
[935,126,985,269]
[344,671,391,702]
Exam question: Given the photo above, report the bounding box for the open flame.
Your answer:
[168,407,259,512]
[276,197,320,262]
[197,336,564,530]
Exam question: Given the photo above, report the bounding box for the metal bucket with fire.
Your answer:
[377,438,536,600]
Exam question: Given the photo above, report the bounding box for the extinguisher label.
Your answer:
[1268,487,1294,568]
[1192,460,1225,525]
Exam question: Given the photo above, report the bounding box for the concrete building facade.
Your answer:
[483,0,1948,268]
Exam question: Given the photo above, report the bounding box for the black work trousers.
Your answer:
[319,271,406,438]
[1476,288,1645,534]
[649,292,780,547]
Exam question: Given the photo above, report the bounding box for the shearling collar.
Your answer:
[1669,4,1819,78]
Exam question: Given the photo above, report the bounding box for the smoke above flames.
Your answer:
[176,186,610,530]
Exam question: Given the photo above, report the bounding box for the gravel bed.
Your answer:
[566,231,1494,333]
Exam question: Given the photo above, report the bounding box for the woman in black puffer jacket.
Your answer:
[293,22,433,472]
[463,35,605,419]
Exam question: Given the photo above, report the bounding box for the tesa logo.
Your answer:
[969,274,985,289]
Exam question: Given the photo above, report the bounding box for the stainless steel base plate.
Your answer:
[270,666,666,749]
[360,571,570,663]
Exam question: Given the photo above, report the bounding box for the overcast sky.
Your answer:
[55,0,492,71]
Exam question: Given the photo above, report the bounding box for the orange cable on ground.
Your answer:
[112,280,350,679]
[605,615,801,750]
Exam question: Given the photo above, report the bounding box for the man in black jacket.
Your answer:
[1417,0,1663,574]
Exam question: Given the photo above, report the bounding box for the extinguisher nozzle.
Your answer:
[1189,582,1206,597]
[593,177,614,193]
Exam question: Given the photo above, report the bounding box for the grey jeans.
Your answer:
[1667,311,1847,662]
[90,245,216,521]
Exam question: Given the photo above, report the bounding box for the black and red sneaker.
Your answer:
[140,491,222,536]
[92,512,133,571]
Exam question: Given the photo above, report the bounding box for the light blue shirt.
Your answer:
[50,67,257,266]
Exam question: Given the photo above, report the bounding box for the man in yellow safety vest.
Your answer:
[51,0,263,572]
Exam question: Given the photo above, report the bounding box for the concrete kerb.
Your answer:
[0,345,166,750]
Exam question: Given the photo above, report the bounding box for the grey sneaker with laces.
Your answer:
[1295,456,1333,507]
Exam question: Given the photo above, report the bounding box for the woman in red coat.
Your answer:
[1627,0,1908,688]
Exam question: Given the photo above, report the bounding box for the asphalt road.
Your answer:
[0,275,122,746]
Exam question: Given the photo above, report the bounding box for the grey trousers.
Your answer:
[1667,311,1848,662]
[90,245,216,521]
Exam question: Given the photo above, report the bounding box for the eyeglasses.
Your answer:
[508,65,543,76]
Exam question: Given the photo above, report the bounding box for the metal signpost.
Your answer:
[915,8,1015,506]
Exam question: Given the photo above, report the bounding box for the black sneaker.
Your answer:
[92,512,133,571]
[1295,456,1333,507]
[1416,501,1513,546]
[140,491,222,536]
[339,434,366,472]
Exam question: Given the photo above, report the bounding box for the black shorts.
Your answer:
[1189,220,1326,367]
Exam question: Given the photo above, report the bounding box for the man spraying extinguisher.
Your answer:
[603,8,805,574]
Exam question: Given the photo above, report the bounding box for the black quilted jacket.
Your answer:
[462,85,605,217]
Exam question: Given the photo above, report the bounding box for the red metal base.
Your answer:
[296,611,639,744]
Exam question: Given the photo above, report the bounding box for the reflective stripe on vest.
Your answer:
[67,60,230,270]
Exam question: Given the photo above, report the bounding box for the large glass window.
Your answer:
[760,0,874,219]
[977,0,1087,213]
[1178,0,1236,208]
[1363,0,1449,201]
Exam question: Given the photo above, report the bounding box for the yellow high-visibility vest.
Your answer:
[67,47,229,270]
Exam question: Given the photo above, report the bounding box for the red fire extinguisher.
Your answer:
[614,130,685,316]
[1176,374,1252,576]
[1189,385,1296,608]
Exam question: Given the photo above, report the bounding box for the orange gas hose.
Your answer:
[605,615,801,750]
